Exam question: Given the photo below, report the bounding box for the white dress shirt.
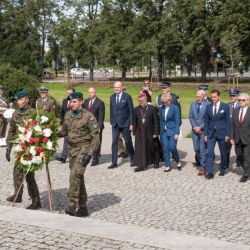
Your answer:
[213,101,220,114]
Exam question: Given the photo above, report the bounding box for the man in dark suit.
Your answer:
[56,87,75,163]
[109,81,134,168]
[230,93,250,182]
[204,89,230,179]
[226,88,240,168]
[84,87,105,166]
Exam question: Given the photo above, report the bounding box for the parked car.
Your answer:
[70,68,85,78]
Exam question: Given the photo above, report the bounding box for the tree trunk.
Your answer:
[121,66,126,81]
[149,56,152,79]
[157,51,163,82]
[90,60,94,81]
[201,50,209,82]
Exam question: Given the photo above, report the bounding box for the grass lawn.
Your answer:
[43,82,249,121]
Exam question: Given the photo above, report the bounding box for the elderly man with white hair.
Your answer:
[189,90,210,175]
[230,93,250,182]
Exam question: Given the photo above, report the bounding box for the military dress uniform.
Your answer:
[36,97,55,112]
[6,90,41,209]
[58,92,99,217]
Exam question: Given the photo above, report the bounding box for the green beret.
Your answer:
[69,92,83,100]
[15,90,29,100]
[39,86,48,93]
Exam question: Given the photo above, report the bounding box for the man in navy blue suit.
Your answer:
[204,89,230,179]
[109,81,134,168]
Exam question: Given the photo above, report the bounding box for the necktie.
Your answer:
[197,103,201,114]
[89,99,93,110]
[116,94,119,105]
[214,104,217,116]
[239,108,244,124]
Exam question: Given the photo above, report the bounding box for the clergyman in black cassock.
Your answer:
[133,93,160,172]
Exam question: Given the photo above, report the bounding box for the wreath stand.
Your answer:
[12,162,54,212]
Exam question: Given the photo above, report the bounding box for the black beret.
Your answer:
[69,92,83,100]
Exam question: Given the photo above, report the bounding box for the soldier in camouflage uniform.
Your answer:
[0,85,9,145]
[36,87,55,112]
[6,90,41,210]
[58,92,99,217]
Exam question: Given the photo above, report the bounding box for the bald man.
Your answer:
[83,87,105,166]
[109,81,134,168]
[189,90,210,175]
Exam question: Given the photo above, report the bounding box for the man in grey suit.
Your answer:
[189,90,209,175]
[226,88,240,168]
[230,93,250,182]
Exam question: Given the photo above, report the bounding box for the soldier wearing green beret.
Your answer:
[58,92,100,217]
[5,90,41,210]
[36,87,55,112]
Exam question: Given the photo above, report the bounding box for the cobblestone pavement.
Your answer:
[0,220,165,250]
[0,122,250,247]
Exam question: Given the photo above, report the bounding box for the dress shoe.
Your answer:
[205,173,214,180]
[65,205,76,216]
[198,169,206,176]
[76,207,89,217]
[26,198,41,210]
[91,161,99,166]
[6,195,22,203]
[108,163,118,169]
[154,164,160,169]
[164,166,171,172]
[239,176,248,183]
[134,167,144,172]
[219,172,225,176]
[56,157,66,163]
[236,162,242,168]
[176,161,182,170]
[122,153,129,158]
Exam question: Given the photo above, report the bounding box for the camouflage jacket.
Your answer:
[58,109,100,159]
[6,106,34,151]
[36,97,55,112]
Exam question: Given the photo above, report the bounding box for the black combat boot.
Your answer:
[6,195,22,203]
[26,197,41,210]
[65,202,76,216]
[75,207,89,217]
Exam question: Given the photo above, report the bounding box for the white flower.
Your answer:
[32,156,42,165]
[17,125,25,133]
[34,125,42,133]
[13,144,22,152]
[40,116,49,124]
[20,157,31,166]
[46,140,53,150]
[30,146,36,156]
[43,128,52,138]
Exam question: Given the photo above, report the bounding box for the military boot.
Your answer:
[6,195,22,203]
[26,197,41,210]
[76,207,89,217]
[65,202,76,216]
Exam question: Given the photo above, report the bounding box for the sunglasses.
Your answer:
[239,99,246,102]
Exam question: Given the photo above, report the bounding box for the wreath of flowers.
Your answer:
[13,110,58,173]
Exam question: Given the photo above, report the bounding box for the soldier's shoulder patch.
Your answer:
[93,124,97,128]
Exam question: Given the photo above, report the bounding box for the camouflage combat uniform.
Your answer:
[36,97,55,112]
[6,107,40,201]
[58,108,99,209]
[0,96,8,137]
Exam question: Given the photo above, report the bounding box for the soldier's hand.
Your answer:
[6,149,11,162]
[82,154,91,167]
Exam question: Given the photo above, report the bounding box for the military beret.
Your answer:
[15,90,29,100]
[229,88,240,96]
[198,84,208,90]
[39,86,48,93]
[161,82,171,88]
[69,92,83,100]
[0,85,3,90]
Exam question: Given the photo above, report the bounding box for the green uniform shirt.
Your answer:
[36,97,55,112]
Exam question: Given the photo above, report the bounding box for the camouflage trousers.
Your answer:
[0,116,7,138]
[13,165,40,200]
[118,134,127,155]
[68,156,87,208]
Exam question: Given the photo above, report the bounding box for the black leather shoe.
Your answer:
[134,167,144,172]
[65,205,76,216]
[91,161,99,166]
[205,173,214,180]
[108,164,118,169]
[219,172,225,176]
[76,207,89,217]
[239,176,248,182]
[26,198,41,210]
[6,195,22,203]
[56,157,66,163]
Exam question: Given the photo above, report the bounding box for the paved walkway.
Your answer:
[0,120,249,249]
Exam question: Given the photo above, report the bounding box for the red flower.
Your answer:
[17,155,22,160]
[34,138,40,144]
[36,146,43,153]
[29,137,35,144]
[32,120,39,125]
[21,144,26,150]
[24,130,28,135]
[45,125,50,128]
[28,157,32,161]
[43,137,49,143]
